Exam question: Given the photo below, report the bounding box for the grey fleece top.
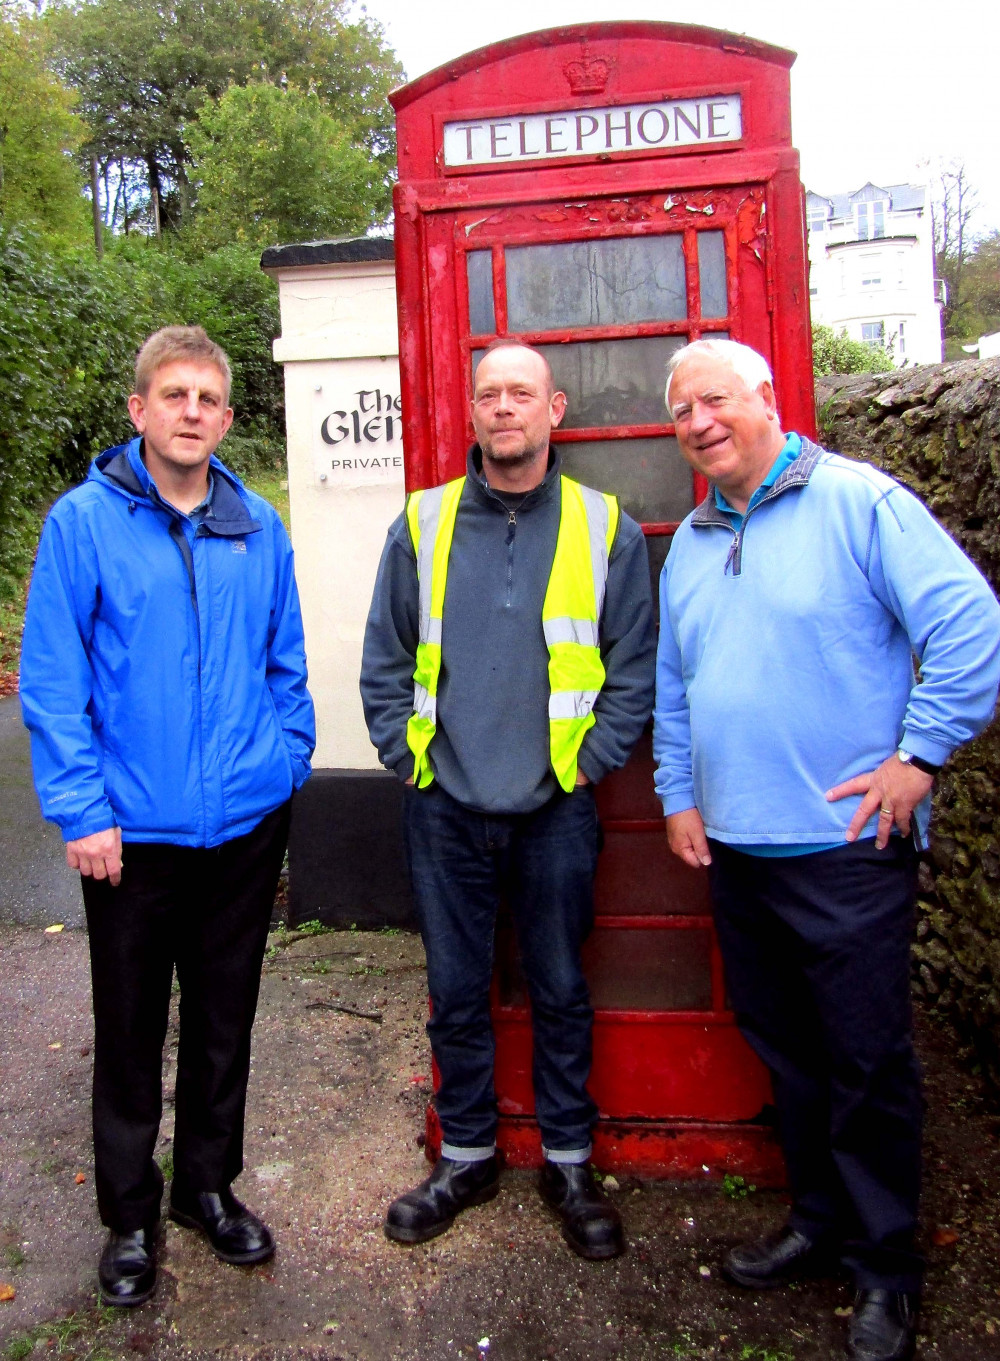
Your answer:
[360,445,656,814]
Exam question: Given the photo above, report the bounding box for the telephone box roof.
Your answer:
[389,21,796,111]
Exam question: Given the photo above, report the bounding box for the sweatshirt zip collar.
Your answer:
[690,438,826,576]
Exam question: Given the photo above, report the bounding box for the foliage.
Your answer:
[0,225,284,594]
[184,80,380,250]
[721,1172,755,1199]
[42,0,403,232]
[812,323,894,376]
[954,229,1000,345]
[0,6,88,236]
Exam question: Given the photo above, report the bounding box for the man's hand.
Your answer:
[575,769,591,787]
[665,808,712,868]
[826,755,934,850]
[66,827,123,886]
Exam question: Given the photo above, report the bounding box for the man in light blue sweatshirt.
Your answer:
[654,339,1000,1361]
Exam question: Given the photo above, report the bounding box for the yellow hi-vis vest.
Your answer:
[404,475,621,793]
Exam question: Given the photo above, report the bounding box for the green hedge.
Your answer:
[0,227,284,594]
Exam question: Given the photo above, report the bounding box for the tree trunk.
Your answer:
[90,159,104,259]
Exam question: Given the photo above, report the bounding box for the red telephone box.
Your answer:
[391,22,816,1180]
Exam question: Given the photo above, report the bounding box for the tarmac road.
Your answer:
[0,694,81,928]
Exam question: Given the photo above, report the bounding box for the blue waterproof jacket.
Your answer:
[21,438,315,847]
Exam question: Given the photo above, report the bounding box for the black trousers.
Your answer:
[708,836,923,1292]
[81,801,290,1232]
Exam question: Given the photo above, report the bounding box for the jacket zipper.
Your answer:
[725,482,790,577]
[505,509,516,607]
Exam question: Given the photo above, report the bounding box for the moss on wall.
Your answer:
[816,358,1000,1089]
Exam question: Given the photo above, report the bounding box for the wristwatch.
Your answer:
[897,748,941,776]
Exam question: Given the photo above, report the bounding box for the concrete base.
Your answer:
[288,768,415,929]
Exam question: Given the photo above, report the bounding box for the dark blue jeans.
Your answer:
[403,781,600,1153]
[708,836,923,1292]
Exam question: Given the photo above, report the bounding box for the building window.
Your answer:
[856,201,885,240]
[860,256,882,288]
[862,321,885,346]
[898,320,906,357]
[808,206,827,232]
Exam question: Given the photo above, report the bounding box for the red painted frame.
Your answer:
[391,21,816,1178]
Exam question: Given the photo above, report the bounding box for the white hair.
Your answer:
[664,339,774,416]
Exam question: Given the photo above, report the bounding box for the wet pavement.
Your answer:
[1,688,1000,1358]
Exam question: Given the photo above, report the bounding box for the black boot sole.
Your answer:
[167,1205,275,1265]
[722,1252,840,1290]
[98,1277,156,1308]
[383,1179,500,1245]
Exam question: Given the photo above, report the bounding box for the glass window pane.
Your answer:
[506,235,687,331]
[555,438,694,526]
[536,336,684,428]
[466,250,495,336]
[645,532,672,601]
[698,231,728,319]
[496,926,713,1011]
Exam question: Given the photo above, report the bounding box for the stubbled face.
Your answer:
[127,360,233,481]
[471,347,567,481]
[668,354,780,499]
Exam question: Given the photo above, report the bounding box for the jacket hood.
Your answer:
[91,437,262,538]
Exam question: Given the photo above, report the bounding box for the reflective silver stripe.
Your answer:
[549,690,600,720]
[577,483,611,620]
[426,618,442,645]
[543,617,600,647]
[414,483,448,646]
[413,683,436,723]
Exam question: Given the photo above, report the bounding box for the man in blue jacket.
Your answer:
[654,339,1000,1361]
[20,326,314,1307]
[361,341,655,1259]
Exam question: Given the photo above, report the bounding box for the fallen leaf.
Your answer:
[834,1306,853,1318]
[75,1172,86,1184]
[44,924,64,934]
[698,1264,712,1278]
[48,1042,62,1051]
[932,1227,960,1247]
[0,1283,15,1302]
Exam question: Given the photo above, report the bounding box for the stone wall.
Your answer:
[815,358,1000,1089]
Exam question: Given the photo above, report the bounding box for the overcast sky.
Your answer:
[360,0,999,235]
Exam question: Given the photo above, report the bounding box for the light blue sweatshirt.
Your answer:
[653,438,1000,846]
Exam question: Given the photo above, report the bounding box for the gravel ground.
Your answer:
[1,922,999,1361]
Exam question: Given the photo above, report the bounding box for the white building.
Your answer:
[806,182,943,366]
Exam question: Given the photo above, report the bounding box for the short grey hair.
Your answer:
[665,339,773,417]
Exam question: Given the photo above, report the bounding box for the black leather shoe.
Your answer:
[539,1161,625,1261]
[722,1225,836,1288]
[168,1186,275,1264]
[384,1156,500,1244]
[847,1289,919,1361]
[98,1227,157,1307]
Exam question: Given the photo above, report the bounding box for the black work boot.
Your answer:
[384,1156,500,1244]
[539,1161,624,1260]
[722,1224,837,1288]
[847,1289,919,1361]
[168,1186,275,1264]
[98,1227,157,1306]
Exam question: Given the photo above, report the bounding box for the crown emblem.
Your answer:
[564,56,611,96]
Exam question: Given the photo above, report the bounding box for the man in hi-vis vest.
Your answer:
[361,340,655,1259]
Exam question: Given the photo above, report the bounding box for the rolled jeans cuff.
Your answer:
[440,1142,495,1163]
[542,1144,592,1165]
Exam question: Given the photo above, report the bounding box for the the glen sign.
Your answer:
[317,386,403,480]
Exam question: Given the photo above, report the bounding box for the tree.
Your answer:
[960,230,1000,338]
[184,80,380,250]
[932,161,979,338]
[812,324,894,377]
[43,0,403,234]
[0,5,87,235]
